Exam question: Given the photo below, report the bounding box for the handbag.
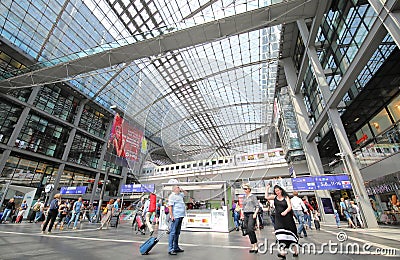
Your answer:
[240,219,248,236]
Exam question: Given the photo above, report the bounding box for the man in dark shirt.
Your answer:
[0,198,16,223]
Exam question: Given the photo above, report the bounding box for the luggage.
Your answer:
[139,229,168,255]
[109,213,120,228]
[314,219,320,230]
[140,236,159,255]
[136,214,145,230]
[16,215,23,223]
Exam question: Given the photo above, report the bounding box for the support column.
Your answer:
[297,19,378,228]
[0,87,40,174]
[329,109,379,228]
[118,167,129,197]
[368,0,400,48]
[283,58,335,224]
[50,99,87,199]
[90,120,113,204]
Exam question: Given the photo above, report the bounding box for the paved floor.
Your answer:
[0,220,399,260]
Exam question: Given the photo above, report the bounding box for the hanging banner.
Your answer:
[60,186,87,195]
[292,174,352,191]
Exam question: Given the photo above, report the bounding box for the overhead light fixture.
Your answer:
[354,117,359,122]
[110,105,117,110]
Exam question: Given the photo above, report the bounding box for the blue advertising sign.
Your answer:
[141,184,155,193]
[120,184,155,193]
[120,184,142,193]
[292,175,351,191]
[60,186,87,195]
[291,176,317,191]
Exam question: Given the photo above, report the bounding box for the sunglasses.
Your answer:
[243,188,249,190]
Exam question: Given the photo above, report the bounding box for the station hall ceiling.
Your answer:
[0,0,322,162]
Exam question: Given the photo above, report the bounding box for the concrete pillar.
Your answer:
[118,166,129,196]
[297,19,378,228]
[50,99,87,199]
[90,120,113,204]
[283,58,335,224]
[368,0,400,48]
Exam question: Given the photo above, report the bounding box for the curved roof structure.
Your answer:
[0,0,322,162]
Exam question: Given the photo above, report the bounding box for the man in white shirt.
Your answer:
[291,191,308,238]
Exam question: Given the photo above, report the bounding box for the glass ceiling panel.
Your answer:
[0,0,283,161]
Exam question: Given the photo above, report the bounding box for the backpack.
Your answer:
[347,204,355,214]
[33,203,41,211]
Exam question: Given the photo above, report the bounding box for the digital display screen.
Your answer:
[292,175,351,191]
[60,186,87,195]
[120,184,155,193]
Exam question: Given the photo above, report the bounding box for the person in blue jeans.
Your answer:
[167,185,187,255]
[0,198,15,223]
[231,200,240,231]
[67,197,83,229]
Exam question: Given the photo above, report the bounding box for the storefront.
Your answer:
[365,172,400,225]
[158,181,234,233]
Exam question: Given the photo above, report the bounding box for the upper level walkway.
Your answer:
[139,159,309,186]
[0,219,398,259]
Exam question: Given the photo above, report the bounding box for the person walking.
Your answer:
[16,200,28,223]
[339,198,356,228]
[230,200,240,231]
[350,201,364,228]
[241,183,259,254]
[97,199,114,230]
[0,198,15,223]
[67,197,83,230]
[167,185,187,255]
[41,193,61,234]
[334,209,341,228]
[290,191,308,238]
[265,184,299,259]
[34,200,45,223]
[143,198,154,236]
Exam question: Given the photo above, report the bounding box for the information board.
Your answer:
[292,175,352,191]
[120,184,155,193]
[60,186,87,195]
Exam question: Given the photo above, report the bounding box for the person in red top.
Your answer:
[302,197,314,229]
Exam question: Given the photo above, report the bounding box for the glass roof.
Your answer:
[0,0,287,162]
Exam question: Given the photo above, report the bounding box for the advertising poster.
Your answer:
[107,113,143,166]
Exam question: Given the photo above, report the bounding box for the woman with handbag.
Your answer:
[265,184,299,259]
[241,183,259,254]
[97,199,114,230]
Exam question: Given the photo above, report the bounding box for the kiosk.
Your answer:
[159,181,234,233]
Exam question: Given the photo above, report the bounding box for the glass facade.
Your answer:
[0,99,23,145]
[34,84,79,123]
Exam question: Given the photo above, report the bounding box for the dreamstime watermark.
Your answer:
[256,231,397,256]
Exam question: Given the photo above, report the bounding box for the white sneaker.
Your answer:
[41,231,45,234]
[73,227,77,230]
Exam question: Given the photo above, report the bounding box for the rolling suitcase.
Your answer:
[16,215,23,223]
[109,213,120,228]
[134,213,146,234]
[139,230,168,255]
[140,236,159,255]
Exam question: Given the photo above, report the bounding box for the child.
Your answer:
[314,210,321,230]
[334,209,341,228]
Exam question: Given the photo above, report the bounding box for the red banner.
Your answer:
[109,113,143,161]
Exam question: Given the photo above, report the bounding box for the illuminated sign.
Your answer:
[60,186,87,195]
[292,175,352,191]
[120,184,155,193]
